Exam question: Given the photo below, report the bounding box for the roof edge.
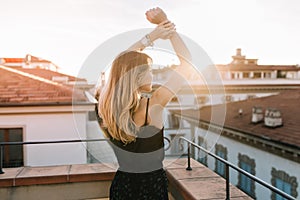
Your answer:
[0,102,96,107]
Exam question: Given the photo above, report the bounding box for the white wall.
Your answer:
[194,126,300,200]
[0,110,88,167]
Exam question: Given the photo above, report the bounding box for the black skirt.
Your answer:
[110,168,169,200]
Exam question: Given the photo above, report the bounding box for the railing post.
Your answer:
[225,163,230,200]
[0,145,4,174]
[186,143,192,171]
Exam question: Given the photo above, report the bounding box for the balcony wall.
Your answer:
[0,159,252,200]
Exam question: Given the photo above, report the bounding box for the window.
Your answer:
[197,136,207,166]
[243,72,250,78]
[238,154,256,198]
[88,110,97,121]
[253,72,261,78]
[214,144,227,177]
[167,113,180,129]
[0,128,24,168]
[271,168,298,200]
[223,95,233,103]
[231,73,235,79]
[265,72,272,78]
[195,96,208,105]
[277,70,287,78]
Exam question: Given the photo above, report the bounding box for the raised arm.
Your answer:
[147,9,193,107]
[169,31,192,76]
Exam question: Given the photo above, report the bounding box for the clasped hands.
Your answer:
[145,7,176,40]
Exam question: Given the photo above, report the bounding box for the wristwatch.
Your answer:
[141,34,153,47]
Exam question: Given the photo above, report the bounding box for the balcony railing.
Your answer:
[0,137,171,173]
[0,138,108,173]
[179,136,296,200]
[0,137,296,200]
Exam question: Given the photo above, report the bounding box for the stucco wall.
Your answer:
[0,108,88,166]
[194,126,300,200]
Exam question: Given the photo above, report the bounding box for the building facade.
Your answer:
[151,49,300,199]
[172,89,300,199]
[0,64,96,167]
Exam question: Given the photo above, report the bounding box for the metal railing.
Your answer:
[0,137,171,174]
[179,137,296,200]
[0,137,296,199]
[0,138,108,174]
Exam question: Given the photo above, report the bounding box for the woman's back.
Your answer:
[109,97,165,173]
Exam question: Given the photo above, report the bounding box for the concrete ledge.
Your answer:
[0,163,115,187]
[0,163,115,200]
[0,181,111,200]
[0,159,253,200]
[165,158,253,200]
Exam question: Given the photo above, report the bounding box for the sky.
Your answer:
[1,0,300,77]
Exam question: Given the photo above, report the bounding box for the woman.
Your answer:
[98,8,192,200]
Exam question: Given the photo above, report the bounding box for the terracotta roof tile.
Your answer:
[27,55,51,63]
[0,65,88,105]
[1,58,24,63]
[12,68,86,82]
[175,89,300,148]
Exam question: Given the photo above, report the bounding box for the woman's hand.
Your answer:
[127,8,174,51]
[145,7,168,24]
[149,20,176,41]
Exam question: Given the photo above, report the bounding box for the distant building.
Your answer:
[153,49,300,109]
[0,63,96,167]
[151,50,300,159]
[171,89,300,199]
[149,49,300,199]
[0,54,58,71]
[0,54,92,87]
[215,48,300,80]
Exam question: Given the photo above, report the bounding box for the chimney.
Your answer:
[264,108,283,128]
[251,106,263,123]
[238,108,243,116]
[236,48,242,56]
[25,54,31,63]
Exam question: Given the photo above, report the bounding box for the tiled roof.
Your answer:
[26,55,51,63]
[14,68,86,82]
[0,65,88,105]
[1,58,24,63]
[1,56,51,64]
[175,89,300,148]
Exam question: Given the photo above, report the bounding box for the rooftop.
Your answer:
[174,89,300,148]
[216,48,300,71]
[1,55,51,64]
[14,67,85,83]
[0,58,24,63]
[216,64,300,71]
[0,65,88,105]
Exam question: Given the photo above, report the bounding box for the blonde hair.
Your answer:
[98,51,152,144]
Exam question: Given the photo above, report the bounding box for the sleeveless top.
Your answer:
[109,98,165,173]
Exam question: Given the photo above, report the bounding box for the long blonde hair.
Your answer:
[98,51,152,144]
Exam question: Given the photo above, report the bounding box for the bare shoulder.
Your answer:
[150,64,188,107]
